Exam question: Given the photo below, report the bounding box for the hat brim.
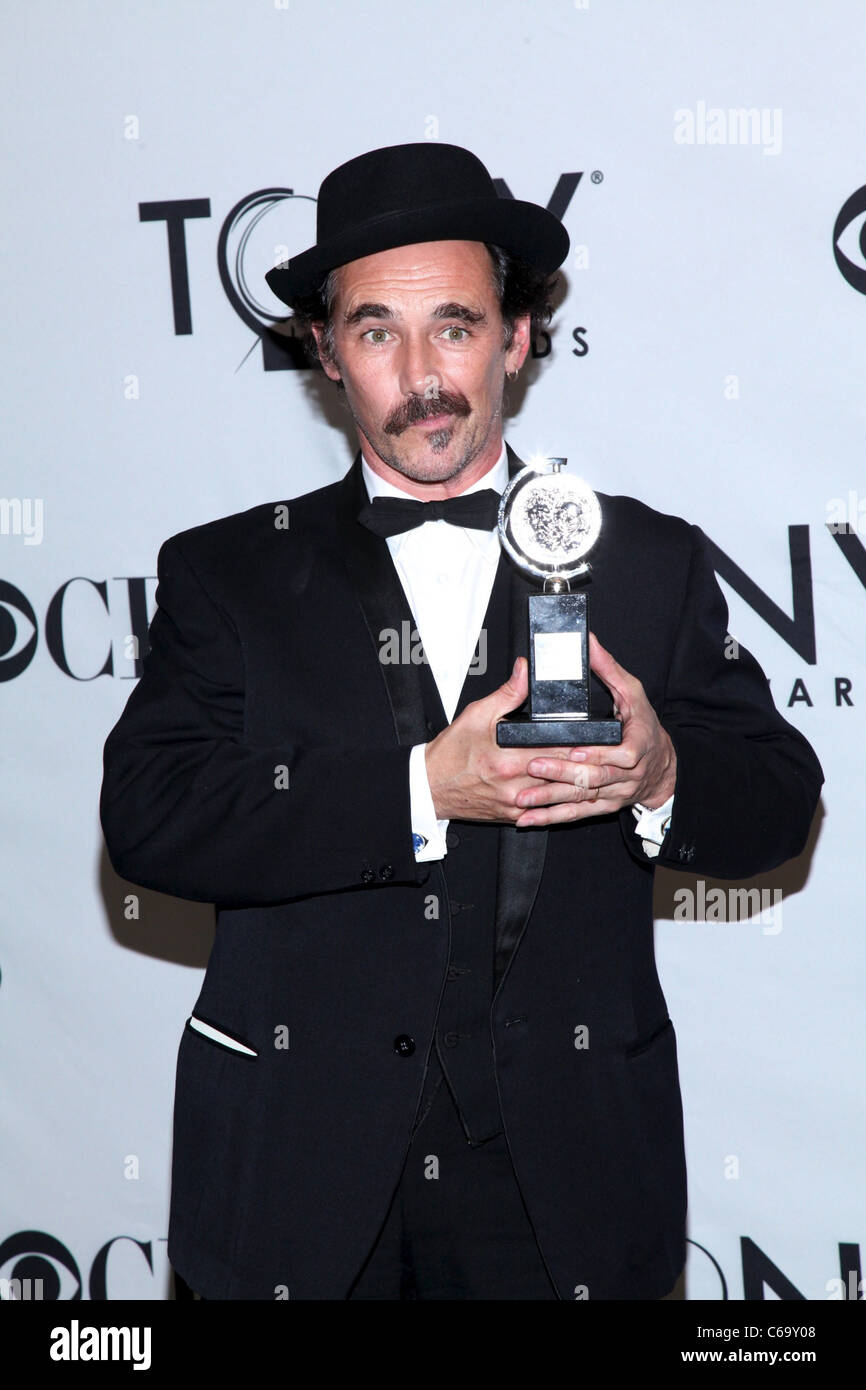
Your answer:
[265,196,569,305]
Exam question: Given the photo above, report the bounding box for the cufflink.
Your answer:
[412,832,428,853]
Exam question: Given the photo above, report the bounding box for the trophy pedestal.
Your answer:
[497,715,622,747]
[496,590,622,747]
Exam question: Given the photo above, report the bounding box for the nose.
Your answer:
[396,331,439,401]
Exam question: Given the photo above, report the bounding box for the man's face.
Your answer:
[311,240,530,492]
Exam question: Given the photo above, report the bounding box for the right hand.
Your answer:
[424,657,586,823]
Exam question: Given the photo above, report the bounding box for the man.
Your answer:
[100,142,823,1300]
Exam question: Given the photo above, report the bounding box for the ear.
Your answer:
[504,312,532,376]
[310,323,342,382]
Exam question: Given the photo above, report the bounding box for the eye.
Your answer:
[442,325,469,341]
[362,327,391,343]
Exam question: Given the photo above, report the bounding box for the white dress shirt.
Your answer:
[359,443,674,861]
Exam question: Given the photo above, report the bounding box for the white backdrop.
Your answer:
[2,0,863,1300]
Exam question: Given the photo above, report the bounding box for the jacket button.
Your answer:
[445,830,460,848]
[379,863,394,880]
[425,718,435,733]
[361,867,375,883]
[443,1031,460,1048]
[393,1034,415,1056]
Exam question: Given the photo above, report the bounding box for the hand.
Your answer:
[513,633,677,828]
[424,657,593,824]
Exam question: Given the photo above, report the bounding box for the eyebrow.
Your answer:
[343,302,393,326]
[342,301,488,327]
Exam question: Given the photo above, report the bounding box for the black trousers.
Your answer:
[347,1064,559,1300]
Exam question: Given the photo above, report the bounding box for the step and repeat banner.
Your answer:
[2,0,863,1300]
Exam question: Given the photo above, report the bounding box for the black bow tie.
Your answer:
[357,489,501,538]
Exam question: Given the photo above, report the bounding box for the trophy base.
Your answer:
[496,715,622,747]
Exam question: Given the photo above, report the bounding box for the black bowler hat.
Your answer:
[265,142,570,305]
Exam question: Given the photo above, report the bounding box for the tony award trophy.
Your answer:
[497,457,622,747]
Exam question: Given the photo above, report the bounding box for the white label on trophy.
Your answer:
[533,632,583,681]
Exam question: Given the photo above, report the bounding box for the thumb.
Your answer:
[489,655,529,717]
[588,631,631,716]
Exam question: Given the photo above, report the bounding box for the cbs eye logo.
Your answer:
[0,1230,154,1300]
[834,184,866,294]
[0,579,38,681]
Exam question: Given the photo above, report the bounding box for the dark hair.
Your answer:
[284,243,559,386]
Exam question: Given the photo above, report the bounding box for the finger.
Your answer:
[496,742,582,783]
[516,777,609,809]
[517,757,640,806]
[515,795,619,828]
[514,742,590,773]
[526,747,643,780]
[517,759,604,801]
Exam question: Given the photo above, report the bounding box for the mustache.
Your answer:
[384,390,471,435]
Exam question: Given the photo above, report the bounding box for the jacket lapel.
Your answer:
[335,452,439,746]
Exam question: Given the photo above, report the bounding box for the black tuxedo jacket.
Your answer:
[100,444,822,1300]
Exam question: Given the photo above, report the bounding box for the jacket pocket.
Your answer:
[624,1016,672,1060]
[186,1014,258,1057]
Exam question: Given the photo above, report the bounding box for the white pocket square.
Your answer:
[188,1015,258,1056]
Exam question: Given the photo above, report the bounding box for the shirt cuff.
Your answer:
[631,793,675,859]
[409,743,450,861]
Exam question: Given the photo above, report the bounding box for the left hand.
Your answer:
[514,633,677,828]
